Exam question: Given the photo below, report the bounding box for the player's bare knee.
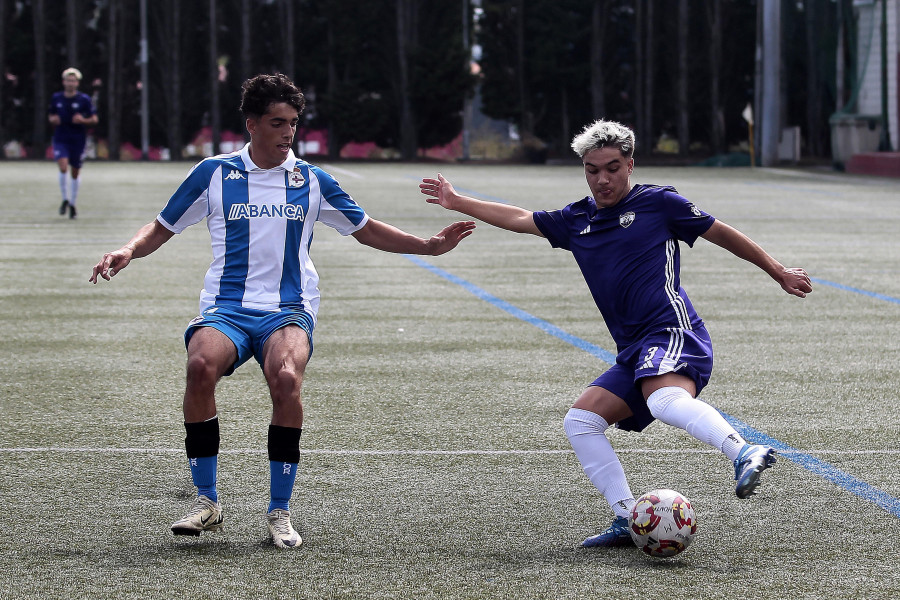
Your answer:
[266,363,302,398]
[185,354,221,389]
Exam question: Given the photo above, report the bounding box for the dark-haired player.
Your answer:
[90,73,474,548]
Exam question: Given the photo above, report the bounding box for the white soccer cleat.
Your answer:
[266,508,302,549]
[171,495,224,536]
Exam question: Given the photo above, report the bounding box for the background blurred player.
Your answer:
[421,119,811,548]
[48,67,98,219]
[90,73,474,549]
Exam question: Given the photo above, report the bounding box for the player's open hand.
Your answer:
[425,220,476,255]
[420,173,459,210]
[779,267,812,298]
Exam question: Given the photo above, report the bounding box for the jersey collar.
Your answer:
[239,143,298,172]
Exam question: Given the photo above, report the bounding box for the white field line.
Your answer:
[0,447,897,456]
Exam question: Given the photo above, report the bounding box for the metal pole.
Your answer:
[753,1,762,166]
[759,0,780,167]
[878,0,893,151]
[461,0,471,161]
[835,1,845,112]
[140,0,149,160]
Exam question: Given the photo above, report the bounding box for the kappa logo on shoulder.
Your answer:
[224,169,246,181]
[619,211,636,228]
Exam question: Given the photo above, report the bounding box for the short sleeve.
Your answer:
[662,190,715,247]
[310,166,368,235]
[157,160,217,233]
[82,94,97,116]
[533,208,574,250]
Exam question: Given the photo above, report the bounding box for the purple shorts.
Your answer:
[53,138,87,169]
[590,326,714,432]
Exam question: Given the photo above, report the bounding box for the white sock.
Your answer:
[564,408,635,518]
[646,386,746,461]
[69,175,80,206]
[58,172,68,201]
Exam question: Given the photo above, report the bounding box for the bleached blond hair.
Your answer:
[571,119,635,159]
[62,67,83,81]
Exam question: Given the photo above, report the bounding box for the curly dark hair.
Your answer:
[239,73,306,119]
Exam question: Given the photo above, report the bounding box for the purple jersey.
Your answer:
[533,184,715,351]
[48,91,96,142]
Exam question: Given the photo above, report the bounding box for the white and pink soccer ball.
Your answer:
[629,488,698,558]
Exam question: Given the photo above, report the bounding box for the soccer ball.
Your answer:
[629,489,697,558]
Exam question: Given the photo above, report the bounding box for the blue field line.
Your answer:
[405,255,900,518]
[404,255,616,364]
[723,416,900,518]
[811,277,900,305]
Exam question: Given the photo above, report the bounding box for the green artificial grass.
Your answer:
[1,161,898,599]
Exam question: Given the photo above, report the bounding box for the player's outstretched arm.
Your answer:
[701,220,812,298]
[420,173,543,236]
[89,220,175,283]
[351,218,475,256]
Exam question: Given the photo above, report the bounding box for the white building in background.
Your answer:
[854,0,898,149]
[833,0,899,171]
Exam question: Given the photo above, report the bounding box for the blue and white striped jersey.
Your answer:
[533,184,715,351]
[158,144,368,320]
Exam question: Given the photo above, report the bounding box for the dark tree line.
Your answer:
[477,0,846,159]
[0,0,853,161]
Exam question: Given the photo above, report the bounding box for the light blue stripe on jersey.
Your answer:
[310,165,367,226]
[280,166,310,308]
[218,155,251,306]
[159,159,221,227]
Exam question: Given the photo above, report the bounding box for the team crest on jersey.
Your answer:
[289,168,305,188]
[619,211,636,228]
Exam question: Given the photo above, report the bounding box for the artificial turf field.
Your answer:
[0,159,898,599]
